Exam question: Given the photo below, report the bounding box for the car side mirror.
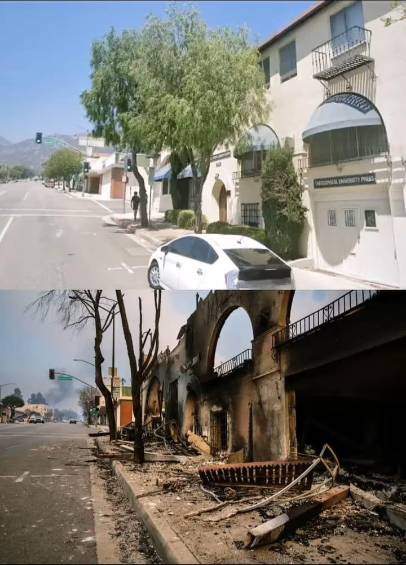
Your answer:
[161,245,169,253]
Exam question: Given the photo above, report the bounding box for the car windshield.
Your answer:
[224,248,286,269]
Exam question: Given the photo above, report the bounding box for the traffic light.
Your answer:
[126,158,132,172]
[49,369,55,380]
[35,132,42,144]
[83,161,90,174]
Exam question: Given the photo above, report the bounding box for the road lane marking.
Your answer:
[121,262,134,274]
[92,200,113,213]
[0,208,96,212]
[15,471,30,483]
[107,267,122,271]
[23,192,29,201]
[0,214,103,218]
[0,475,17,479]
[0,216,14,243]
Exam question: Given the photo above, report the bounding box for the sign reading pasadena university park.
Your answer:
[314,173,376,189]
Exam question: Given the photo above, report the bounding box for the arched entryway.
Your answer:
[219,184,227,223]
[182,391,200,436]
[212,179,228,223]
[145,377,161,430]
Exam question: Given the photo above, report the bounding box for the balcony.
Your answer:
[312,26,373,81]
[213,348,252,378]
[273,290,379,348]
[232,169,262,182]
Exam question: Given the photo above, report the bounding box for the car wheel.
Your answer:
[148,261,161,289]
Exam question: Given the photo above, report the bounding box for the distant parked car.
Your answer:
[36,416,45,424]
[28,415,37,423]
[147,234,293,290]
[69,419,77,424]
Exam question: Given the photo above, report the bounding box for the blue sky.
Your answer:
[0,1,315,142]
[0,290,342,413]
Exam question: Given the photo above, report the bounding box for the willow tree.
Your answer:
[81,30,150,227]
[137,4,268,232]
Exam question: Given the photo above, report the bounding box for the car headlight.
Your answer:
[225,270,239,289]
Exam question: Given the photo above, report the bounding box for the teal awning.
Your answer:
[177,164,201,179]
[153,163,172,181]
[234,124,279,157]
[303,93,383,141]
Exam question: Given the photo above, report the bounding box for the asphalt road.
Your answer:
[0,422,98,564]
[0,180,152,288]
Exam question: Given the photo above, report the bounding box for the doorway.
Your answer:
[210,409,228,453]
[219,184,227,223]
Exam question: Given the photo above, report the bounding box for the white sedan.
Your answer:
[147,234,293,290]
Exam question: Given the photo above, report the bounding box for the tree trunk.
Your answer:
[116,290,144,464]
[190,152,209,234]
[93,324,116,441]
[131,150,149,228]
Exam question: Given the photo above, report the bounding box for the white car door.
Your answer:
[177,238,220,290]
[162,237,198,289]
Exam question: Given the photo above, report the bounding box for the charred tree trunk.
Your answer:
[116,290,144,463]
[131,150,149,228]
[94,312,116,441]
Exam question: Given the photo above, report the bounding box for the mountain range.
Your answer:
[0,134,85,173]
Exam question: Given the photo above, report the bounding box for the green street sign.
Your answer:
[56,374,73,382]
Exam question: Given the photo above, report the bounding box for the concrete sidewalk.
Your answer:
[103,211,192,249]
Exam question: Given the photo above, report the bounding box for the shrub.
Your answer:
[207,222,271,247]
[261,146,307,259]
[164,209,181,225]
[177,209,195,229]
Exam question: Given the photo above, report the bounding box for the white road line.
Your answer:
[121,262,134,274]
[15,471,30,483]
[0,208,94,212]
[107,267,123,271]
[23,192,29,201]
[126,233,156,253]
[0,216,14,243]
[92,200,113,213]
[0,214,102,218]
[130,265,148,269]
[0,475,17,479]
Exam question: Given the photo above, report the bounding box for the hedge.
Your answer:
[206,222,271,247]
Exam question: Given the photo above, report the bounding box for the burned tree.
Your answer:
[116,289,162,463]
[29,290,118,440]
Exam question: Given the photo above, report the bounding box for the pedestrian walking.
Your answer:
[131,192,140,223]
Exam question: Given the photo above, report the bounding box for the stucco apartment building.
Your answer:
[153,1,406,288]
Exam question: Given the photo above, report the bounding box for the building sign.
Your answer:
[211,150,231,162]
[314,173,376,189]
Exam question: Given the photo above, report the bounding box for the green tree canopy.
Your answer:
[1,394,24,408]
[42,149,82,187]
[261,146,307,259]
[136,4,268,231]
[81,29,151,226]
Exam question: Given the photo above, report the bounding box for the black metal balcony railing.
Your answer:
[232,169,262,181]
[273,289,379,348]
[312,26,373,81]
[213,348,252,378]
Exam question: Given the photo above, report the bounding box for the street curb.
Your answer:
[94,439,199,564]
[102,214,119,227]
[112,460,200,564]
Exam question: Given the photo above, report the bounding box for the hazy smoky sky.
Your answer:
[0,290,344,411]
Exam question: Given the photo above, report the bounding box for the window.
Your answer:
[344,209,357,227]
[241,150,267,177]
[331,2,365,53]
[279,41,297,82]
[191,239,218,264]
[261,56,271,88]
[224,248,286,269]
[169,237,196,258]
[241,203,260,227]
[162,179,169,195]
[328,209,337,226]
[308,125,388,167]
[365,209,377,228]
